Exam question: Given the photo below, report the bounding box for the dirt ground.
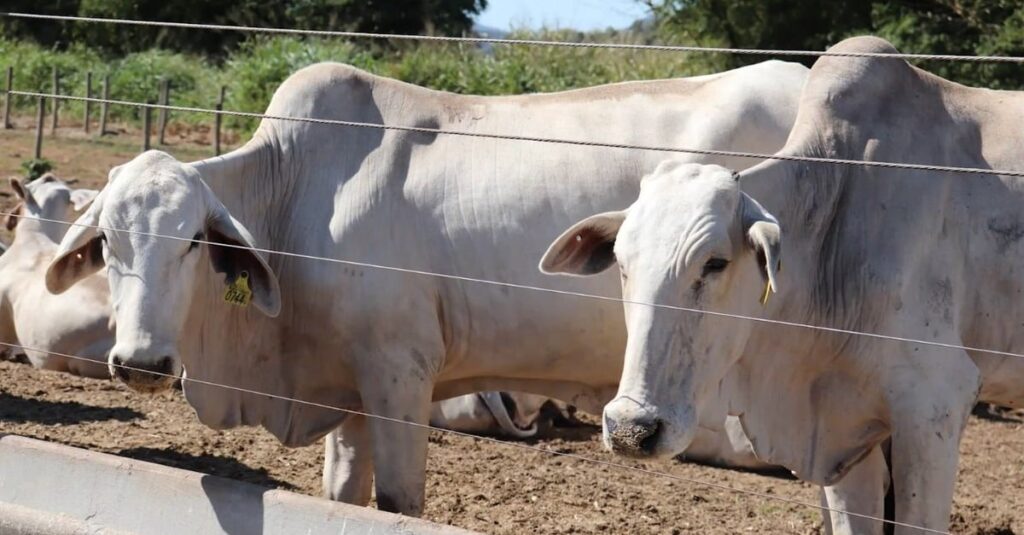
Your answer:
[1,126,1023,534]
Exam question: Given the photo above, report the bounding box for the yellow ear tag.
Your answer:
[759,279,772,306]
[759,262,780,306]
[223,271,252,307]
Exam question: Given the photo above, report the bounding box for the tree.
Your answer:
[646,0,1024,88]
[2,0,488,56]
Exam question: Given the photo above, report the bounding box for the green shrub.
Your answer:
[21,158,53,180]
[0,30,720,137]
[220,36,378,133]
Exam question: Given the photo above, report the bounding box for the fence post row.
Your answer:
[99,74,110,136]
[34,96,44,160]
[214,85,226,156]
[158,78,169,145]
[83,72,92,134]
[142,101,152,152]
[3,67,12,130]
[50,67,58,135]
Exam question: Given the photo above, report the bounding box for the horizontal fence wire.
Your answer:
[0,13,1010,532]
[11,91,1024,179]
[0,336,946,534]
[2,11,1024,65]
[5,209,1024,365]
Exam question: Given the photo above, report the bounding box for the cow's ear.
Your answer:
[5,202,23,231]
[70,189,99,212]
[540,211,626,276]
[45,191,106,294]
[205,203,281,318]
[10,178,38,211]
[740,193,781,296]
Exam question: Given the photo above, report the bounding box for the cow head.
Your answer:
[540,161,780,459]
[8,174,98,240]
[44,151,281,391]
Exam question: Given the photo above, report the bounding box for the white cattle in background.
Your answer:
[0,175,109,378]
[541,36,1024,534]
[46,60,806,514]
[430,391,570,438]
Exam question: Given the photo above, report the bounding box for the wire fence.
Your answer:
[0,11,1019,535]
[11,91,1024,180]
[3,12,1024,64]
[0,316,948,535]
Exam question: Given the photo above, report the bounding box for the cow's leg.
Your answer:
[322,414,373,505]
[358,348,437,517]
[888,354,978,534]
[822,444,888,535]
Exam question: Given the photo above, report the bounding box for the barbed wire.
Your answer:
[11,91,1024,179]
[1,11,1023,65]
[0,337,947,534]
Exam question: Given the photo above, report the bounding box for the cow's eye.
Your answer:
[702,257,729,277]
[188,232,203,252]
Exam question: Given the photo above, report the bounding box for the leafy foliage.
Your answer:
[647,0,1024,88]
[1,0,488,56]
[21,158,53,180]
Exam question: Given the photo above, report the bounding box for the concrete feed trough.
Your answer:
[0,434,478,535]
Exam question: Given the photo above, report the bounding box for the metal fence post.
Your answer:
[50,67,58,134]
[142,101,152,152]
[99,74,110,136]
[34,96,44,159]
[3,67,12,129]
[84,72,92,134]
[214,86,226,156]
[158,78,169,145]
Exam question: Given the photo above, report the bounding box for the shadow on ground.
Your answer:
[0,390,144,424]
[117,447,298,491]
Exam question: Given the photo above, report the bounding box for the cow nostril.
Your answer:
[638,420,662,455]
[608,417,661,457]
[157,356,173,375]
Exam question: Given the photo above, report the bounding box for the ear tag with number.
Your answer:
[223,271,252,307]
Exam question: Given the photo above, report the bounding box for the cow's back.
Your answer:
[186,61,808,442]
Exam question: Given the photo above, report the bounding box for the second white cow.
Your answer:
[0,175,109,378]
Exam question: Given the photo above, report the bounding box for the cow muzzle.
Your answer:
[602,396,695,459]
[108,349,178,392]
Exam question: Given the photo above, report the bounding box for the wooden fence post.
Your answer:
[214,86,226,156]
[3,67,12,129]
[142,101,152,152]
[50,67,58,134]
[34,96,44,160]
[99,74,110,136]
[83,72,92,134]
[158,78,169,145]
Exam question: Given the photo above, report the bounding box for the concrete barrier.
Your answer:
[0,435,479,535]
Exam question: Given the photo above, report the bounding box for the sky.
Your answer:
[476,0,650,32]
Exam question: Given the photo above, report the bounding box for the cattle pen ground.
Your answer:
[1,127,1023,535]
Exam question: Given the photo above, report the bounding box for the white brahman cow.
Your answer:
[541,36,1024,534]
[0,175,109,377]
[45,60,806,515]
